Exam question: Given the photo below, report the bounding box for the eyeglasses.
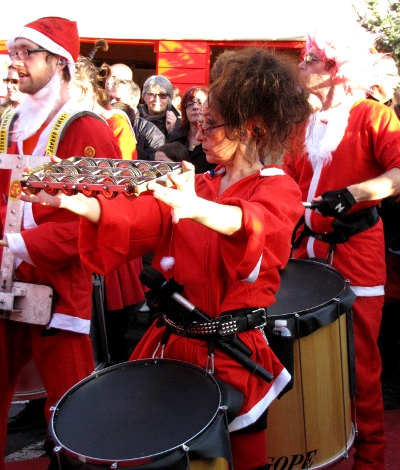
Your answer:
[185,100,204,109]
[197,121,225,137]
[3,78,19,85]
[145,92,169,100]
[303,56,324,66]
[8,48,47,61]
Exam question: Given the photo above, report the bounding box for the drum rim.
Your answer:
[48,358,223,465]
[270,258,347,318]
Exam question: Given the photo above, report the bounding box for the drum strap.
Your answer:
[292,206,379,253]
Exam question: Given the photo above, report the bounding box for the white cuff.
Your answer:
[5,233,35,266]
[48,313,90,334]
[350,285,385,297]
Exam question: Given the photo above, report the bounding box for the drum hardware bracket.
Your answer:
[152,341,165,359]
[0,286,27,310]
[294,312,311,469]
[182,444,191,470]
[53,446,62,470]
[336,298,349,459]
[353,396,358,436]
[206,352,215,375]
[1,154,54,325]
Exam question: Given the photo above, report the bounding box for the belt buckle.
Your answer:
[252,308,267,328]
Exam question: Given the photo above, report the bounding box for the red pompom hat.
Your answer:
[6,17,79,77]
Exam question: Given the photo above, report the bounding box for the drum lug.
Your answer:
[182,444,191,470]
[206,353,214,375]
[111,463,118,469]
[53,446,62,470]
[152,342,165,358]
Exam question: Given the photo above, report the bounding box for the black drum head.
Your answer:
[50,360,221,463]
[269,259,346,316]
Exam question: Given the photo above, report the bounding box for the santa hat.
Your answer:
[6,17,79,78]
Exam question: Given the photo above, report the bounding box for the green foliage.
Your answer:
[354,1,400,67]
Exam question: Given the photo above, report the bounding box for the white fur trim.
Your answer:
[306,235,316,259]
[241,254,262,284]
[350,285,385,297]
[5,233,34,265]
[7,26,75,77]
[228,367,291,432]
[305,102,353,171]
[48,313,90,334]
[260,168,286,177]
[160,256,175,271]
[23,201,37,229]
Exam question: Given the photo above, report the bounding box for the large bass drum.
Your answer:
[46,359,233,470]
[266,259,356,470]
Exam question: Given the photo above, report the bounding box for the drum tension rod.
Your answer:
[183,444,191,470]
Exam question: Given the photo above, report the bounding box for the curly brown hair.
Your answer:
[209,47,310,163]
[73,55,111,108]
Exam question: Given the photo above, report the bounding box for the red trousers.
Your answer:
[352,296,386,470]
[0,321,94,470]
[230,430,267,470]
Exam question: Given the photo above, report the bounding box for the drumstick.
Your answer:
[302,201,319,210]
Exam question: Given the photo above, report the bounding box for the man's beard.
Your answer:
[12,73,62,143]
[305,101,353,171]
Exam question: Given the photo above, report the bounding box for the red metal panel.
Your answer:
[159,41,207,54]
[158,67,207,85]
[158,52,207,69]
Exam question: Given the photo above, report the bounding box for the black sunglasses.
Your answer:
[3,78,19,85]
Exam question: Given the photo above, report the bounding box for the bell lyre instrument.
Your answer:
[20,158,189,200]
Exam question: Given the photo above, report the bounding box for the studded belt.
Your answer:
[162,308,267,338]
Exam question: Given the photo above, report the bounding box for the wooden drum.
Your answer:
[266,259,356,469]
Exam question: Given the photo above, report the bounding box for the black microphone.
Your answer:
[139,266,166,290]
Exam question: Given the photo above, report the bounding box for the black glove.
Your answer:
[316,188,356,218]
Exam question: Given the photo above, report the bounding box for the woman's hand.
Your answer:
[147,161,197,224]
[19,189,102,224]
[19,156,69,207]
[165,110,177,134]
[19,189,63,208]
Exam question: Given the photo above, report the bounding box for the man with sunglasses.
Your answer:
[284,22,400,470]
[0,67,23,122]
[138,74,180,137]
[0,16,121,469]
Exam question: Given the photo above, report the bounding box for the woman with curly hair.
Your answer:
[23,47,310,470]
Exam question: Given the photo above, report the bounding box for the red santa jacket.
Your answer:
[284,99,400,293]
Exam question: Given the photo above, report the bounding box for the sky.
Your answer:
[1,0,387,42]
